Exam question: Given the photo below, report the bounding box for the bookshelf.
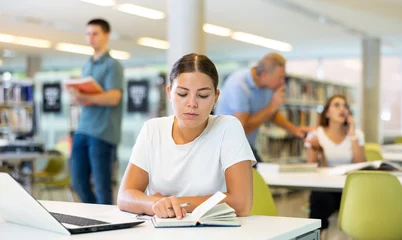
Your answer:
[257,74,356,163]
[0,79,35,139]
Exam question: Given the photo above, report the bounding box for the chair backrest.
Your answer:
[395,136,402,144]
[364,143,383,161]
[339,171,402,240]
[250,169,278,216]
[43,154,66,176]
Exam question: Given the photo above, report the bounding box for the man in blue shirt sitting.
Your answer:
[67,19,124,204]
[215,53,307,163]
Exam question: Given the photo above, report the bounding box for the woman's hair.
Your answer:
[319,95,350,127]
[169,53,219,91]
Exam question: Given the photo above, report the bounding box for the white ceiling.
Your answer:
[0,0,402,71]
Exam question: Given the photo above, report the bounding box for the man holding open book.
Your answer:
[66,19,124,205]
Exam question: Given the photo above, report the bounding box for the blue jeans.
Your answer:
[71,133,115,204]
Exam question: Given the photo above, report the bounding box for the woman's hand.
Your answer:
[152,196,187,219]
[305,135,323,152]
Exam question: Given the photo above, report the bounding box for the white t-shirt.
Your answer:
[306,126,365,167]
[129,115,256,197]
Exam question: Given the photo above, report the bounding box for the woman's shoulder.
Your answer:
[142,116,173,131]
[210,115,243,129]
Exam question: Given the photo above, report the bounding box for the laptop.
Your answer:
[0,172,144,235]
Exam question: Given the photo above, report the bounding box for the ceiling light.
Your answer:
[14,36,51,48]
[203,24,232,37]
[0,33,13,43]
[80,0,115,7]
[116,4,165,20]
[110,50,131,60]
[231,32,292,52]
[55,43,93,55]
[137,37,169,50]
[55,42,130,60]
[0,33,51,48]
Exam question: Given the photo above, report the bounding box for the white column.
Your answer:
[362,38,381,143]
[167,0,205,67]
[166,0,205,114]
[26,56,41,78]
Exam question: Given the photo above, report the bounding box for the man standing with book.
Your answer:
[67,19,124,204]
[215,53,308,163]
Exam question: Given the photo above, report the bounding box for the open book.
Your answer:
[151,192,240,228]
[64,77,103,94]
[325,160,402,175]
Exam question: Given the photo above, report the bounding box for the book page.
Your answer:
[200,203,235,220]
[325,161,378,175]
[191,192,227,222]
[199,219,240,227]
[380,161,402,171]
[153,214,195,227]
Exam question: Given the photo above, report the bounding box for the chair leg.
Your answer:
[47,186,54,200]
[37,185,43,200]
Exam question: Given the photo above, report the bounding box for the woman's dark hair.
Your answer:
[319,95,350,127]
[87,18,111,33]
[169,53,219,91]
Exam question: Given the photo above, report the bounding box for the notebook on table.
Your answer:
[326,160,402,176]
[151,192,240,228]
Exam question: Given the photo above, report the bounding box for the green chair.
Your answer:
[395,136,402,144]
[33,150,74,202]
[364,143,383,162]
[250,169,278,216]
[37,174,74,202]
[338,171,402,240]
[33,154,65,180]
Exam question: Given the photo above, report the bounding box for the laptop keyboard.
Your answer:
[50,212,110,226]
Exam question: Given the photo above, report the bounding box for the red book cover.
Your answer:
[64,77,103,94]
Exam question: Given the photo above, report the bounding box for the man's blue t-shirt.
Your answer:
[76,51,124,145]
[215,69,274,148]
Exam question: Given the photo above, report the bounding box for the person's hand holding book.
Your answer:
[67,86,92,106]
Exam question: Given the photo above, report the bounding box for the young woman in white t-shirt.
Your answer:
[117,53,256,219]
[305,95,365,230]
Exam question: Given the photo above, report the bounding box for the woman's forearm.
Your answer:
[179,192,251,217]
[223,192,252,216]
[117,189,160,215]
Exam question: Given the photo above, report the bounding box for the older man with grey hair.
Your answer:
[215,53,309,163]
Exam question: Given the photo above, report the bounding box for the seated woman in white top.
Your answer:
[117,53,256,219]
[305,94,365,230]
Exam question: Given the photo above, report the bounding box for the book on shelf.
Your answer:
[324,160,402,176]
[151,192,240,228]
[64,77,103,94]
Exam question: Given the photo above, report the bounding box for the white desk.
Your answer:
[258,165,402,192]
[382,144,402,161]
[0,200,320,240]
